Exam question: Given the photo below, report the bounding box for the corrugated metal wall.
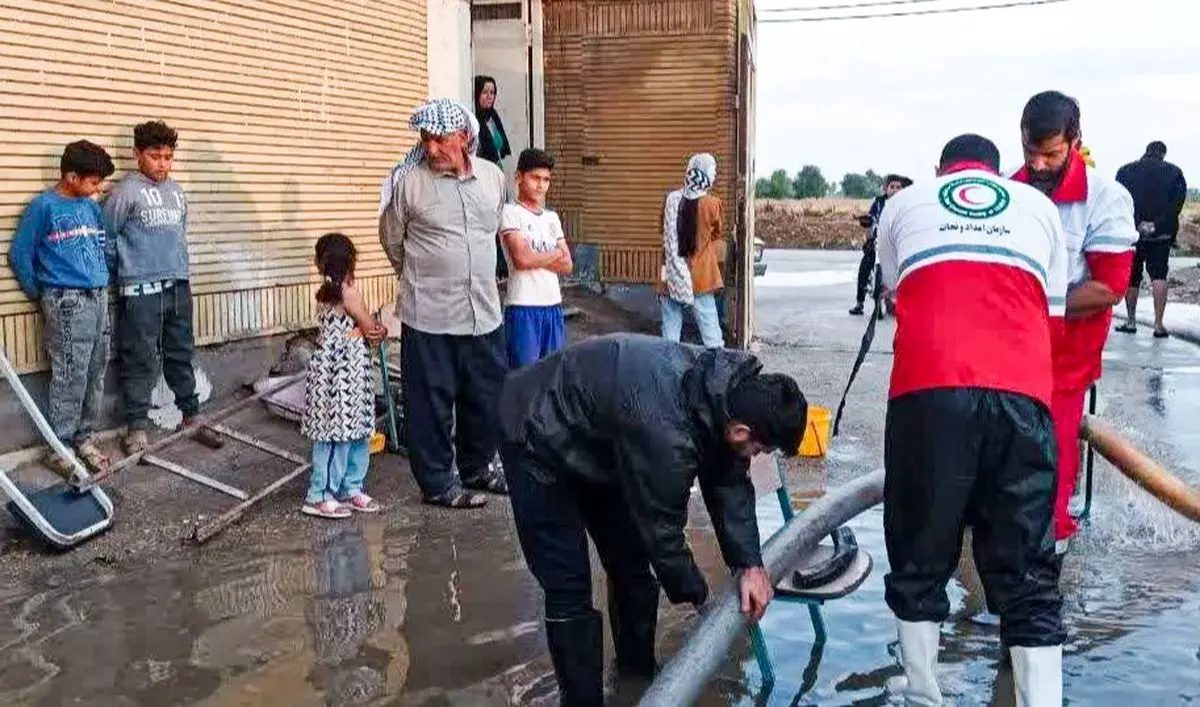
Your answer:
[543,0,738,283]
[0,0,426,372]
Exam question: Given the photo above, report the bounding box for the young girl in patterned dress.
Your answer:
[300,233,387,519]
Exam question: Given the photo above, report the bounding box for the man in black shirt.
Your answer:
[1115,141,1187,338]
[851,174,912,316]
[498,333,807,706]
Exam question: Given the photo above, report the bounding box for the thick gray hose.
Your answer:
[637,469,886,707]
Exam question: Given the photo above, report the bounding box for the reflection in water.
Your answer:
[305,527,388,705]
[1147,369,1167,416]
[6,331,1200,706]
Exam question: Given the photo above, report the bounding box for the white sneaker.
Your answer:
[897,620,943,705]
[1010,645,1062,707]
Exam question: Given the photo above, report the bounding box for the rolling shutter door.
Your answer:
[544,0,736,283]
[0,0,427,372]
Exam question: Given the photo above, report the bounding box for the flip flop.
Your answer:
[302,500,352,519]
[1154,329,1171,339]
[74,440,111,475]
[342,493,382,513]
[1115,322,1137,334]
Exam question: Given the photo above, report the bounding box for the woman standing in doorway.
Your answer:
[476,75,514,281]
[659,153,726,348]
[474,75,512,167]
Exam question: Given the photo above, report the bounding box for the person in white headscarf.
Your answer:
[658,153,726,348]
[377,98,510,510]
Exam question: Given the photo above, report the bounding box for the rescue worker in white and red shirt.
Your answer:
[876,134,1068,707]
[1010,91,1137,551]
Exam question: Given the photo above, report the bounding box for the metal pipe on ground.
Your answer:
[1081,415,1200,523]
[637,469,885,707]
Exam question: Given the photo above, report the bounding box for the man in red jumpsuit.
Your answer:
[1011,91,1137,550]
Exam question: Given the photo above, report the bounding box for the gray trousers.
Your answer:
[41,287,110,445]
[118,281,199,430]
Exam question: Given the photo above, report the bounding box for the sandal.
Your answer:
[463,471,509,495]
[1154,329,1170,339]
[1114,322,1137,334]
[422,488,487,509]
[74,440,111,474]
[341,493,381,513]
[302,499,352,519]
[122,429,150,456]
[43,451,76,479]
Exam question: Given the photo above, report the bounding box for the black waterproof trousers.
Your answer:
[883,388,1065,648]
[501,444,661,705]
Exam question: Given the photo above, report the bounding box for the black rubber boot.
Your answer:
[545,610,605,707]
[608,577,660,679]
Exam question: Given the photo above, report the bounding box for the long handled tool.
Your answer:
[0,351,114,549]
[378,339,401,454]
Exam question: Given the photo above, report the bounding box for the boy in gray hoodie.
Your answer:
[102,121,221,453]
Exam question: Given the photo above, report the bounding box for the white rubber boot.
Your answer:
[897,620,943,705]
[1010,645,1062,707]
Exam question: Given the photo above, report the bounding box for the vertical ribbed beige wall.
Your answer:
[0,0,427,372]
[543,0,738,284]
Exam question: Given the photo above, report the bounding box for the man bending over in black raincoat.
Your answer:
[498,333,808,706]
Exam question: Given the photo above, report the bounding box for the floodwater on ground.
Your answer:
[725,250,1200,705]
[2,252,1200,705]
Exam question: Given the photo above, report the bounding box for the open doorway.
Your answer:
[471,0,543,190]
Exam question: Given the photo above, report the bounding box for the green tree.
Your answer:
[864,169,885,194]
[792,165,830,198]
[755,169,795,199]
[840,172,877,199]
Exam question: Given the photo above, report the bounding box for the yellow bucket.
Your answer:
[797,405,831,458]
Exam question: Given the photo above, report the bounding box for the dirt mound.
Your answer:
[1179,207,1200,254]
[757,198,1200,255]
[755,198,871,249]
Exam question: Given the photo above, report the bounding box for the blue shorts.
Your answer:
[505,304,566,368]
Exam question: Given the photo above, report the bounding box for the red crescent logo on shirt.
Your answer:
[938,177,1011,219]
[957,186,984,206]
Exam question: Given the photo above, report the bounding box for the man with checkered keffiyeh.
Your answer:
[378,98,510,509]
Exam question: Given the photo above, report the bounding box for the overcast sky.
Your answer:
[753,0,1200,186]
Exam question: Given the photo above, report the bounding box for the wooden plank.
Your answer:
[143,454,250,501]
[207,424,308,466]
[192,461,312,544]
[74,373,306,490]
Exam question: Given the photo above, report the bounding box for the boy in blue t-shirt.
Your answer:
[9,140,115,475]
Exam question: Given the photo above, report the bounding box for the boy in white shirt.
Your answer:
[500,148,573,367]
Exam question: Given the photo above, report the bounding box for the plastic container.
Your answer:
[798,405,831,458]
[369,431,386,455]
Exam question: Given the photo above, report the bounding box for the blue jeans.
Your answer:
[41,287,110,445]
[660,293,723,348]
[307,438,370,504]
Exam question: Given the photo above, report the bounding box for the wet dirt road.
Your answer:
[747,250,1200,704]
[2,254,1199,705]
